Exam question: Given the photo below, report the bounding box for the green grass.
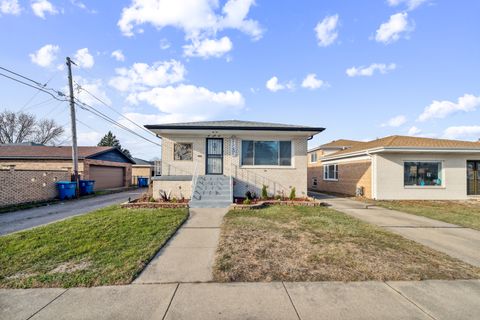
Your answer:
[214,206,480,282]
[372,200,480,231]
[0,205,188,288]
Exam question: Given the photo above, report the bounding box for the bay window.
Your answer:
[241,140,292,166]
[404,161,442,186]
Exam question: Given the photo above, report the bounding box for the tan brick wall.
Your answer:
[159,134,309,198]
[153,180,191,200]
[83,159,132,188]
[0,168,70,207]
[0,160,78,174]
[308,160,372,198]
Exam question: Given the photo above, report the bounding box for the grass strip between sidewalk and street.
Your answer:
[214,205,480,282]
[0,205,188,288]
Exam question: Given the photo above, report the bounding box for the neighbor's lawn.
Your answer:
[372,200,480,231]
[214,206,480,282]
[0,205,188,288]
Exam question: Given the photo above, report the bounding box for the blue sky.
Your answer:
[1,0,479,159]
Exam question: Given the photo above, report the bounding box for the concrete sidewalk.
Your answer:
[1,280,479,319]
[134,207,228,283]
[310,192,480,267]
[0,189,142,236]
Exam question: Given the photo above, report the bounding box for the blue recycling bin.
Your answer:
[56,181,77,200]
[79,180,95,195]
[137,177,149,187]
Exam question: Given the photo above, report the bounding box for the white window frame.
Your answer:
[310,152,318,163]
[403,160,445,188]
[323,164,338,181]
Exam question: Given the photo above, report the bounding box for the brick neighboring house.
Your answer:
[0,144,134,190]
[308,136,480,200]
[132,157,155,185]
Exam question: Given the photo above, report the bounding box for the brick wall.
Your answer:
[132,166,153,185]
[308,160,372,198]
[0,168,70,207]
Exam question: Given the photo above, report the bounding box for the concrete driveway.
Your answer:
[0,189,142,236]
[310,192,480,267]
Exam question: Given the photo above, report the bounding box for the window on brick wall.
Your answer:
[310,152,317,163]
[323,164,338,181]
[241,140,292,166]
[312,177,318,187]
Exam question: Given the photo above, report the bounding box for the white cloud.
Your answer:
[417,93,480,122]
[117,0,263,42]
[74,48,95,69]
[109,60,186,92]
[111,49,125,62]
[314,14,339,47]
[407,126,422,135]
[126,84,245,118]
[265,76,294,92]
[160,38,171,50]
[381,115,407,127]
[0,0,21,15]
[301,73,325,90]
[78,131,101,145]
[31,0,58,19]
[443,126,480,140]
[183,36,233,58]
[29,44,59,67]
[346,63,396,77]
[70,0,96,14]
[71,76,111,107]
[375,12,412,44]
[387,0,428,10]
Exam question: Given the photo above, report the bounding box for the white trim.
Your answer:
[323,164,338,181]
[372,154,378,199]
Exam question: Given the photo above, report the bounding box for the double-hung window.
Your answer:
[310,152,317,163]
[323,164,338,181]
[241,140,292,166]
[404,161,442,186]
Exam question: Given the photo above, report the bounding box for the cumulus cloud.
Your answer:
[407,126,422,135]
[265,76,294,92]
[109,60,186,92]
[72,76,111,107]
[111,49,125,62]
[0,0,22,15]
[74,48,95,69]
[375,12,412,44]
[301,73,325,90]
[346,63,396,77]
[381,115,407,127]
[29,44,59,67]
[183,36,233,58]
[443,126,480,140]
[126,84,245,118]
[417,93,480,122]
[31,0,58,19]
[314,14,339,47]
[387,0,428,10]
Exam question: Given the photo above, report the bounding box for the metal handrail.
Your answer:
[191,160,199,200]
[230,163,288,197]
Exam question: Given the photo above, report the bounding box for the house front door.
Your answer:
[206,138,223,175]
[467,161,480,195]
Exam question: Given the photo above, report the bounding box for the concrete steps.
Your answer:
[190,175,232,208]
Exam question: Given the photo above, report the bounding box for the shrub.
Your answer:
[245,191,253,200]
[289,187,296,200]
[275,194,282,201]
[261,185,268,199]
[243,198,252,205]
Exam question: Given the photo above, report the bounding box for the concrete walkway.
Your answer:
[309,192,480,267]
[134,207,228,283]
[0,189,143,236]
[1,280,479,319]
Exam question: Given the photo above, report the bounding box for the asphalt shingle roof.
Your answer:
[0,145,115,160]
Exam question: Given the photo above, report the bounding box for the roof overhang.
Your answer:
[322,147,480,161]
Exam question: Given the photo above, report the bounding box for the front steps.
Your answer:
[189,175,232,208]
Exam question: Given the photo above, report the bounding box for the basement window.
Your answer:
[323,164,338,181]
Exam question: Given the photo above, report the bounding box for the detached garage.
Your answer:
[0,144,135,191]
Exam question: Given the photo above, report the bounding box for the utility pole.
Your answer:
[66,57,79,197]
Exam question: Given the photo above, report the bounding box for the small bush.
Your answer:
[289,187,296,200]
[245,191,253,200]
[243,198,252,205]
[261,185,268,199]
[148,196,156,203]
[275,194,282,200]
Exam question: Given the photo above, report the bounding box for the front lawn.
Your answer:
[213,206,480,282]
[372,200,480,231]
[0,205,188,288]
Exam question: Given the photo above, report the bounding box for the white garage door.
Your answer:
[89,165,124,190]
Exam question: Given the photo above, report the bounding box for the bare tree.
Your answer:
[0,110,64,145]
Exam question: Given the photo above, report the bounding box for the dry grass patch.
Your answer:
[370,200,480,231]
[213,206,480,282]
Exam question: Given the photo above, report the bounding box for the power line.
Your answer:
[73,80,156,137]
[19,71,62,112]
[75,98,162,147]
[0,71,67,102]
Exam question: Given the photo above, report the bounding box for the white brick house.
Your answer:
[145,120,324,207]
